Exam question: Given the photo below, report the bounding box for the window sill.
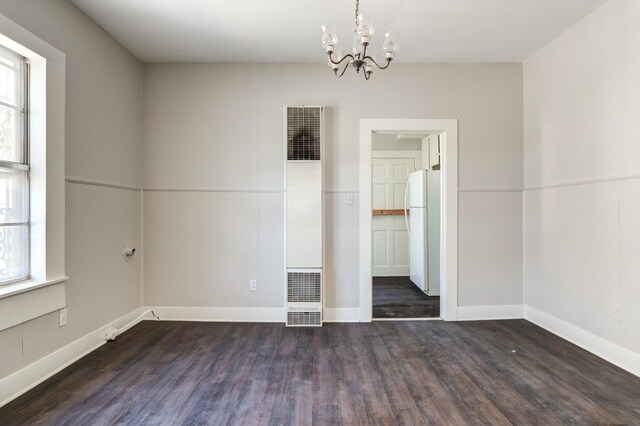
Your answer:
[0,276,68,331]
[0,276,68,300]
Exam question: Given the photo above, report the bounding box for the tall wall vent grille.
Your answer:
[287,106,321,161]
[285,105,324,327]
[287,272,322,303]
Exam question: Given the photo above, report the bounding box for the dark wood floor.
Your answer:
[2,321,640,425]
[373,276,440,318]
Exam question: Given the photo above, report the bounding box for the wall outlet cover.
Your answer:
[346,194,354,205]
[613,305,622,321]
[59,308,68,327]
[250,279,258,291]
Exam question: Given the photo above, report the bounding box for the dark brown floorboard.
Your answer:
[1,320,640,425]
[373,276,440,318]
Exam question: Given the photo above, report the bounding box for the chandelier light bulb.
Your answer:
[382,31,400,58]
[356,14,375,45]
[320,25,339,53]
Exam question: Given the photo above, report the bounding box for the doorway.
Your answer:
[371,132,440,319]
[358,119,459,322]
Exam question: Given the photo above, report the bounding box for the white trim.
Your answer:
[525,305,640,378]
[0,307,148,408]
[459,188,523,193]
[524,173,640,192]
[0,276,67,300]
[457,304,524,321]
[148,306,285,322]
[323,308,360,322]
[66,177,141,192]
[0,281,67,331]
[65,183,363,195]
[359,119,458,322]
[371,150,423,160]
[373,317,442,322]
[324,189,359,194]
[142,187,285,193]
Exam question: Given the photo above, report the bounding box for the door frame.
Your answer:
[359,119,459,322]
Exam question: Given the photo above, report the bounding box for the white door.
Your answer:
[372,158,415,276]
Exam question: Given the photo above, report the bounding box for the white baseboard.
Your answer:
[525,305,640,378]
[323,308,360,323]
[457,304,524,321]
[0,306,148,408]
[148,306,285,322]
[148,306,361,323]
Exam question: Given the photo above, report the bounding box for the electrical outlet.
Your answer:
[250,279,258,292]
[59,308,67,327]
[613,304,622,321]
[346,194,354,205]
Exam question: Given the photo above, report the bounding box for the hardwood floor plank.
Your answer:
[1,320,639,425]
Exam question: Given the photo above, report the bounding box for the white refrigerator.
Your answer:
[406,170,441,296]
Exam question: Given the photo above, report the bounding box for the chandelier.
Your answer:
[321,0,399,79]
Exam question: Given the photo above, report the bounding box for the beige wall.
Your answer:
[0,0,143,379]
[142,62,524,311]
[524,0,640,353]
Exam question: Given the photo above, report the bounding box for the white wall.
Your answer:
[0,0,143,379]
[143,63,524,312]
[372,133,422,151]
[524,0,640,354]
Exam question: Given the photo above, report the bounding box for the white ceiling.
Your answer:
[69,0,605,63]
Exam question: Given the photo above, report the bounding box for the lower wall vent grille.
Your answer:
[287,272,322,303]
[287,311,322,327]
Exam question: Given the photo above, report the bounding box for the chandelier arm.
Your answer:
[328,52,355,65]
[363,56,392,70]
[335,61,351,78]
[364,70,371,81]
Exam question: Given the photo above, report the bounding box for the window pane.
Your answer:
[0,224,29,283]
[0,168,28,223]
[0,46,23,109]
[0,105,24,163]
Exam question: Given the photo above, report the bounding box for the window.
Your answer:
[0,45,29,285]
[0,17,66,331]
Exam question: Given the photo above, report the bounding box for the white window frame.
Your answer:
[0,13,67,331]
[0,44,31,286]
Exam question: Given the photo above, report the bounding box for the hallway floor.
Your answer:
[373,276,440,319]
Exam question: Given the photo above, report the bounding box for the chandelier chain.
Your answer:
[355,0,360,31]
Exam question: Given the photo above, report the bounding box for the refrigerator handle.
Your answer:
[404,177,410,232]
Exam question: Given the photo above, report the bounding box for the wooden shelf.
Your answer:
[372,209,407,216]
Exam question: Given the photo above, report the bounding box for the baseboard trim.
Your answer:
[525,305,640,378]
[457,304,524,321]
[146,306,362,323]
[148,306,285,322]
[323,308,360,323]
[0,306,148,408]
